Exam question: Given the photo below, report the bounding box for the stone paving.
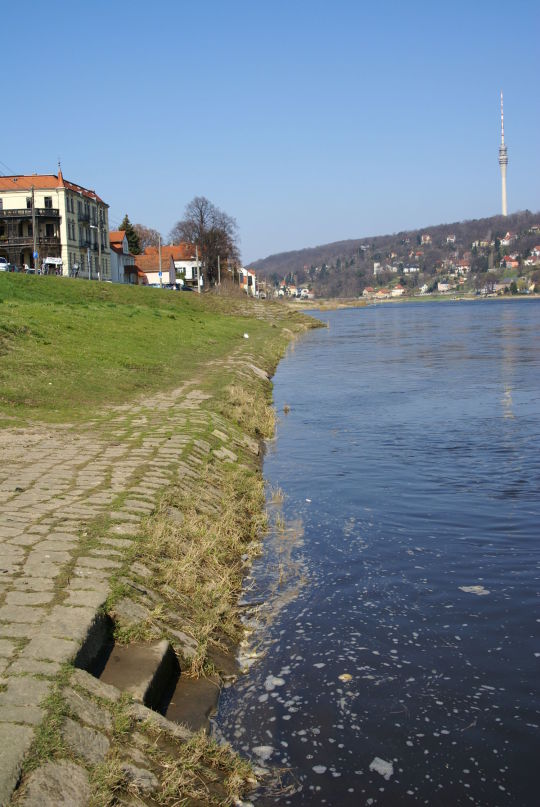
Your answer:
[0,356,267,806]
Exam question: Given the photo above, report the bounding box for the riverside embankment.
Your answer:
[0,275,320,806]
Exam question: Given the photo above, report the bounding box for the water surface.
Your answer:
[215,300,540,806]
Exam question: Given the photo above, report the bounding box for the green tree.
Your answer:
[509,281,518,295]
[118,215,141,255]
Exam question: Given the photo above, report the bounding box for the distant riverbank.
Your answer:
[288,292,540,312]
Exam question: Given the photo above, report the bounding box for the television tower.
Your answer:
[499,91,508,216]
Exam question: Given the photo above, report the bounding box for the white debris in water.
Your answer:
[252,745,274,762]
[312,765,327,774]
[314,662,325,668]
[459,585,490,596]
[264,675,285,691]
[369,757,394,780]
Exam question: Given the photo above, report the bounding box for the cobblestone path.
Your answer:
[0,367,258,805]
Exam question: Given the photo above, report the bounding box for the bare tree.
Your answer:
[133,224,162,251]
[169,196,240,285]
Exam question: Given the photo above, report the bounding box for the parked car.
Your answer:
[180,285,194,291]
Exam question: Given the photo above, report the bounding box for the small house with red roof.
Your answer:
[135,249,176,286]
[109,231,138,284]
[139,243,201,289]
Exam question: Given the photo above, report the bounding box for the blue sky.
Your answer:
[3,0,539,263]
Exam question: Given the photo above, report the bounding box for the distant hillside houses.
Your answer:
[251,209,540,299]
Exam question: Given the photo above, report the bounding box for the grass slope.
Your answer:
[0,275,297,425]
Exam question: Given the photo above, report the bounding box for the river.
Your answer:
[214,299,540,806]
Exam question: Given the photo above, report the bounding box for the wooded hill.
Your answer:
[249,210,540,297]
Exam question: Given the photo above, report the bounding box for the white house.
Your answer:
[239,267,257,296]
[109,231,137,284]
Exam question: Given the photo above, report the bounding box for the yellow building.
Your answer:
[0,169,110,279]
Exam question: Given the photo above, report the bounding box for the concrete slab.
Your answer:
[61,718,110,765]
[0,723,34,806]
[18,760,90,806]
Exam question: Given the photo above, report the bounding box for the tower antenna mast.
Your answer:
[499,91,508,216]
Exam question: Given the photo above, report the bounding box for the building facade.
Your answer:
[0,170,110,279]
[109,231,138,284]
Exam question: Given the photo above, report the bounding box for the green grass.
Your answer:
[0,274,312,426]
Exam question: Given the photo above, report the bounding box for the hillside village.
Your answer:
[250,210,540,299]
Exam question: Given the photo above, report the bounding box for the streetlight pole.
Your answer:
[97,209,102,281]
[196,245,201,293]
[90,216,102,281]
[31,186,38,272]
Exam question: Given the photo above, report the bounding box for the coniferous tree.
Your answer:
[118,214,141,255]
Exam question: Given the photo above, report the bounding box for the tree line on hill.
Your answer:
[250,210,540,297]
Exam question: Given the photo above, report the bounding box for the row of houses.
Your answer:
[362,285,405,299]
[109,235,202,288]
[0,170,259,293]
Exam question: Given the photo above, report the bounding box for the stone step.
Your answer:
[99,639,180,714]
[165,672,221,732]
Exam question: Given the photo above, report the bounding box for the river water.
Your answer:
[214,300,540,806]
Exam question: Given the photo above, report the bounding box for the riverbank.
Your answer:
[0,275,320,805]
[286,291,540,312]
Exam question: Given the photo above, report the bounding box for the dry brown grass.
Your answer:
[141,462,266,675]
[157,731,255,806]
[269,485,285,504]
[222,382,276,439]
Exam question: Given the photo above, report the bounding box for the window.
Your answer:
[0,199,3,210]
[46,223,54,238]
[26,197,32,209]
[44,196,53,209]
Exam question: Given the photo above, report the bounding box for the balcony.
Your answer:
[0,208,60,219]
[2,236,61,248]
[78,211,90,222]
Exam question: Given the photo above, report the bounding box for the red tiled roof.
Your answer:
[0,173,106,204]
[135,253,175,273]
[142,243,197,262]
[109,230,126,246]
